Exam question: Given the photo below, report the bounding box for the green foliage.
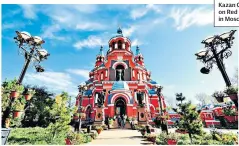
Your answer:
[1,79,24,115]
[212,91,225,98]
[223,104,237,116]
[8,127,51,145]
[12,99,25,111]
[21,85,55,127]
[46,92,72,142]
[224,86,238,95]
[23,88,36,95]
[174,93,203,144]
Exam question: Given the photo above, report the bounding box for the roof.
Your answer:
[148,89,156,94]
[135,46,142,56]
[84,89,93,96]
[112,81,129,90]
[97,46,104,57]
[149,80,157,84]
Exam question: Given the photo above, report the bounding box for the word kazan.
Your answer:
[219,2,239,7]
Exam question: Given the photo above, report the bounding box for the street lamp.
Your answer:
[77,83,88,132]
[1,31,49,145]
[195,30,236,87]
[155,85,168,134]
[195,30,237,107]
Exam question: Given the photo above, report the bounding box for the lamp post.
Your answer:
[1,31,49,145]
[195,30,237,107]
[155,85,168,134]
[77,83,88,132]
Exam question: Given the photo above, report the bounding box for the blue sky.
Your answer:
[2,4,238,105]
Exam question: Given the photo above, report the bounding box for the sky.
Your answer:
[2,4,238,106]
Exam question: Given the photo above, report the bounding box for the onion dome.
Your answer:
[95,46,105,67]
[134,46,144,66]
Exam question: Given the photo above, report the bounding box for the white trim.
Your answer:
[111,92,131,104]
[133,107,137,109]
[108,104,114,106]
[127,104,133,106]
[112,61,128,69]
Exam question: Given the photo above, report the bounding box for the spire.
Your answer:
[136,45,141,56]
[117,27,123,35]
[98,46,104,57]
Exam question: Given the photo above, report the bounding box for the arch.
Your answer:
[118,40,123,49]
[111,93,131,104]
[112,61,128,69]
[115,97,126,116]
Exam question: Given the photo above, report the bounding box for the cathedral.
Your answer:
[75,28,167,123]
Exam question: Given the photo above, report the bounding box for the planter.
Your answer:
[215,96,224,103]
[13,111,23,118]
[65,138,72,145]
[24,94,32,100]
[167,139,177,145]
[229,94,238,100]
[224,116,236,122]
[97,129,102,134]
[10,91,20,98]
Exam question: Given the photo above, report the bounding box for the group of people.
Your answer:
[116,114,127,129]
[104,114,127,129]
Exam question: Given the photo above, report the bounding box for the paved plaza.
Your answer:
[86,129,153,145]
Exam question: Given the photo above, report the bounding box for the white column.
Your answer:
[122,43,125,49]
[115,43,118,49]
[110,47,112,51]
[105,70,108,77]
[95,93,98,103]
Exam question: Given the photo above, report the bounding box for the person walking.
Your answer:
[121,115,125,129]
[105,116,110,130]
[117,115,121,128]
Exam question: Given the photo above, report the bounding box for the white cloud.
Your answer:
[41,24,68,41]
[76,22,105,30]
[169,7,213,31]
[131,39,142,46]
[25,71,78,96]
[122,26,137,37]
[19,4,37,19]
[66,69,90,79]
[130,4,161,20]
[73,36,105,49]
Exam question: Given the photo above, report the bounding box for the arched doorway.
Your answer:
[115,97,126,116]
[116,65,125,81]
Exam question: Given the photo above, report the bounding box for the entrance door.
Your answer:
[115,98,126,116]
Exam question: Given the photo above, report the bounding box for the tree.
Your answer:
[175,93,185,104]
[46,92,72,144]
[21,85,55,127]
[174,93,203,144]
[231,67,238,86]
[195,93,211,106]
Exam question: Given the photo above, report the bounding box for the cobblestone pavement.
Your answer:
[86,129,153,145]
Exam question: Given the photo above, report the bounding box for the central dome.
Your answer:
[112,81,129,90]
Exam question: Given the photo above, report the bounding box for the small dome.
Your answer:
[112,81,129,90]
[117,27,123,35]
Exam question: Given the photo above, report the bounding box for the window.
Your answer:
[105,70,108,77]
[101,72,104,80]
[118,40,122,49]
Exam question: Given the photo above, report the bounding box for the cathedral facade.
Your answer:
[75,28,167,122]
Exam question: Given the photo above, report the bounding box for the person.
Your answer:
[117,115,121,128]
[121,115,125,129]
[105,116,109,130]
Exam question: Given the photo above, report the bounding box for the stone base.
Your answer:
[94,121,104,126]
[138,121,148,126]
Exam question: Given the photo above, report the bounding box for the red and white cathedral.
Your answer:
[75,28,166,122]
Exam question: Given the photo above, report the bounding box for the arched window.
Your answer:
[112,42,116,49]
[115,65,125,81]
[101,72,104,80]
[118,40,122,49]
